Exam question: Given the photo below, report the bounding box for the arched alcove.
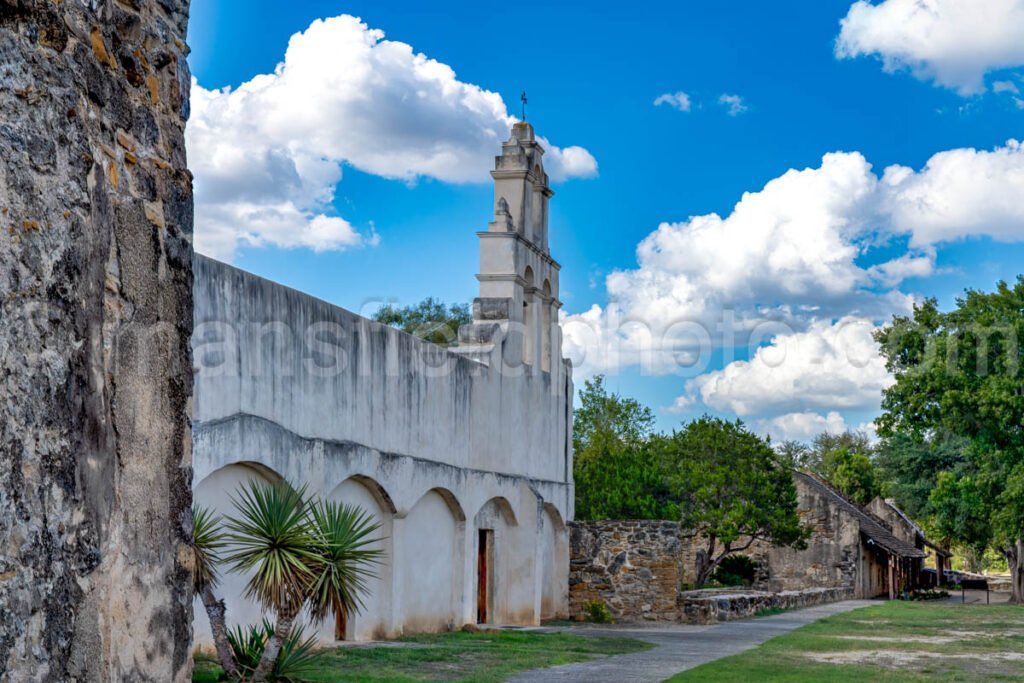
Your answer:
[192,462,286,647]
[540,503,568,620]
[322,476,396,642]
[473,497,520,624]
[541,279,552,373]
[396,488,465,632]
[522,266,536,366]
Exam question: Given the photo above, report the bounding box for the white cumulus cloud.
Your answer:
[718,94,748,116]
[654,92,692,112]
[561,140,1024,379]
[759,411,851,443]
[187,14,596,260]
[683,318,894,418]
[836,0,1024,95]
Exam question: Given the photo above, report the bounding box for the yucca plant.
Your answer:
[221,480,383,681]
[223,481,318,681]
[192,505,239,679]
[226,620,322,683]
[305,500,384,623]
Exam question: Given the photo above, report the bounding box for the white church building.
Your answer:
[192,121,574,643]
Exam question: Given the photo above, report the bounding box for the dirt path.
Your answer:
[507,600,877,683]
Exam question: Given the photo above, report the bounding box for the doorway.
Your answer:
[477,529,493,623]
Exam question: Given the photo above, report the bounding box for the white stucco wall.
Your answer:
[191,256,573,645]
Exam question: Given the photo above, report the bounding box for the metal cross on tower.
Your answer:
[521,91,528,121]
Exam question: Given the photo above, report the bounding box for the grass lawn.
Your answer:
[669,601,1024,682]
[193,629,653,682]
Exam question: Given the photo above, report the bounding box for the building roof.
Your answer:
[795,472,927,559]
[877,498,953,558]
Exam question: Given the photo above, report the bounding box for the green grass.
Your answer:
[193,629,653,682]
[668,601,1024,682]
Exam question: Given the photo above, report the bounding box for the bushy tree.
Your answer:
[658,416,809,587]
[573,376,676,520]
[777,431,882,505]
[373,297,471,347]
[874,431,969,520]
[875,278,1024,602]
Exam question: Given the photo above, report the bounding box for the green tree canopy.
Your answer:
[658,416,809,587]
[572,376,677,520]
[776,431,881,505]
[875,277,1024,602]
[373,297,471,347]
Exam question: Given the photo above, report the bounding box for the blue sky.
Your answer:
[186,0,1024,439]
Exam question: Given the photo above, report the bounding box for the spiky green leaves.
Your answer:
[223,481,319,617]
[305,501,384,622]
[192,504,227,594]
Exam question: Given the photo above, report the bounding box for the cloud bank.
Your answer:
[188,14,597,260]
[836,0,1024,95]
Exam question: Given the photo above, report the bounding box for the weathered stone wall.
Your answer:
[756,475,861,593]
[675,475,862,593]
[677,587,854,624]
[1,1,193,680]
[568,520,683,621]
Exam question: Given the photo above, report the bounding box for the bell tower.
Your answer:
[454,121,563,375]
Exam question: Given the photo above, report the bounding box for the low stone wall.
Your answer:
[678,587,854,624]
[569,520,683,621]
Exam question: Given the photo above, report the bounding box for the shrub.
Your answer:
[712,555,756,587]
[583,599,614,624]
[226,620,321,682]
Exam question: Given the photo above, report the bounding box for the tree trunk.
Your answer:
[252,611,296,682]
[1007,540,1024,605]
[694,536,717,588]
[199,584,240,680]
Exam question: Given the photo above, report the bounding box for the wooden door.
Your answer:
[477,529,491,623]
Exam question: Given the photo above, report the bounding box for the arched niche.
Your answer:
[192,462,286,648]
[473,497,519,624]
[522,266,536,366]
[540,503,569,620]
[395,488,465,632]
[321,476,396,642]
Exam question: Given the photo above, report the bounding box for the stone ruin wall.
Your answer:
[1,1,193,680]
[568,520,683,621]
[676,476,861,592]
[570,479,864,622]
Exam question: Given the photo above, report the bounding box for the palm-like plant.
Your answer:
[192,505,239,679]
[223,481,318,681]
[306,500,384,623]
[222,481,383,681]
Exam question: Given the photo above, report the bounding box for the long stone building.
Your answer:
[192,121,574,644]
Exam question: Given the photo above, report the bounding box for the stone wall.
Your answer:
[676,475,862,593]
[678,587,854,624]
[1,1,194,680]
[568,520,683,621]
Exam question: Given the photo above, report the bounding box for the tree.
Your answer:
[659,416,810,587]
[874,430,969,521]
[929,470,992,571]
[373,297,471,347]
[830,448,881,506]
[192,505,239,680]
[875,278,1024,602]
[777,431,882,506]
[572,376,676,520]
[221,481,383,681]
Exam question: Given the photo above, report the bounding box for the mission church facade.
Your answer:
[191,121,574,644]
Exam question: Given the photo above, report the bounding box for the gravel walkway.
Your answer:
[508,600,876,683]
